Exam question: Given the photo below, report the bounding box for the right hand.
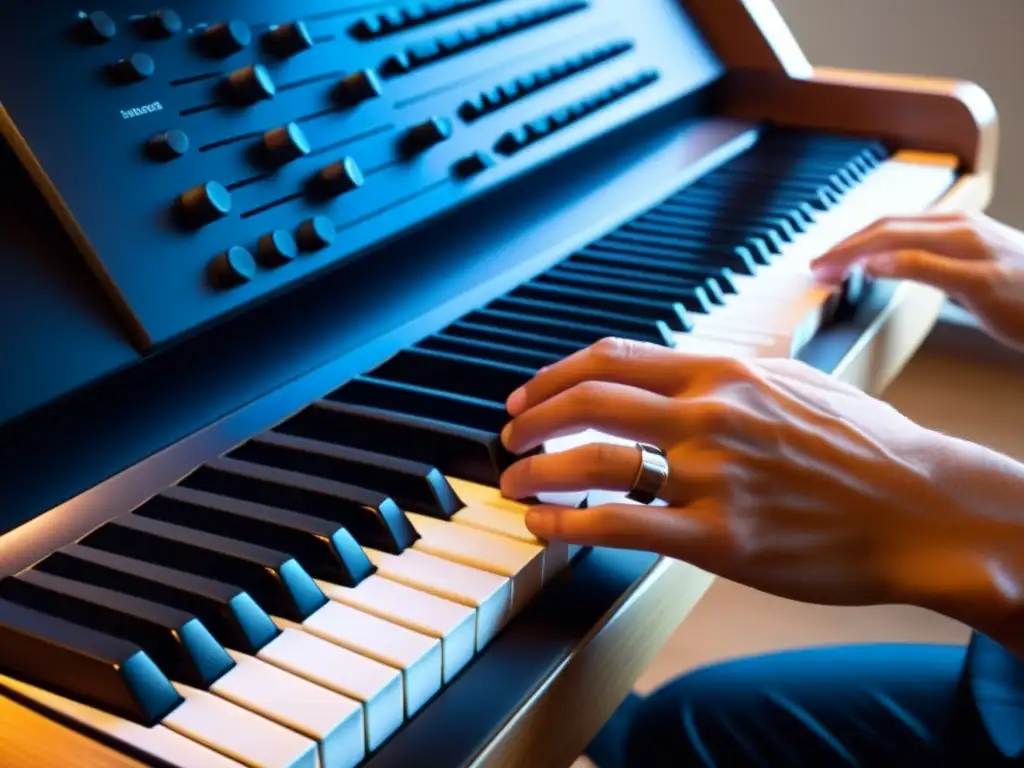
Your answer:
[810,211,1024,352]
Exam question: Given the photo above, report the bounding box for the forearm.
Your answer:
[900,435,1024,659]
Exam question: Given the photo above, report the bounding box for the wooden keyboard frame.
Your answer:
[0,1,998,766]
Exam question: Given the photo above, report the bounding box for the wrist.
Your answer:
[889,435,1024,652]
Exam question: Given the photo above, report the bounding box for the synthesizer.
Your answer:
[0,0,998,766]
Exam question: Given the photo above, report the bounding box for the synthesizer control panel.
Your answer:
[0,0,721,349]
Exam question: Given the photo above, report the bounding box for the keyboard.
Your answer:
[0,0,998,766]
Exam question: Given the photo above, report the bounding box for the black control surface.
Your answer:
[0,0,721,348]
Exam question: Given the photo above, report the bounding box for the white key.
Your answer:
[446,476,572,579]
[0,674,245,768]
[257,628,404,752]
[208,652,366,768]
[164,684,318,768]
[365,547,512,650]
[406,512,545,614]
[317,575,476,684]
[280,599,442,717]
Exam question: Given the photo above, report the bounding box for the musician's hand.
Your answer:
[497,338,1023,613]
[811,211,1024,352]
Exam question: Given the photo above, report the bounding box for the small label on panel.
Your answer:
[120,101,164,120]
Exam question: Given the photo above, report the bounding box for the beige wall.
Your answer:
[774,0,1024,227]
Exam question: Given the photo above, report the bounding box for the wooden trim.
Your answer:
[471,559,715,768]
[716,67,999,177]
[682,0,812,75]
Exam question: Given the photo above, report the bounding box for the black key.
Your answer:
[0,571,233,689]
[603,232,759,273]
[277,399,526,487]
[690,175,839,211]
[529,270,711,314]
[669,187,817,230]
[81,516,327,622]
[487,297,672,344]
[510,280,698,329]
[0,598,182,726]
[235,431,463,520]
[637,212,787,255]
[653,200,799,242]
[369,347,534,404]
[136,486,377,586]
[35,544,279,655]
[178,457,418,556]
[543,264,724,306]
[571,248,738,294]
[622,221,773,265]
[447,319,586,356]
[418,333,562,369]
[331,375,510,433]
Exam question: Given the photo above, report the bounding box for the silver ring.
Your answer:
[626,442,670,504]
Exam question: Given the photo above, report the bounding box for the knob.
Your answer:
[108,53,155,84]
[226,64,276,105]
[402,117,452,156]
[208,246,256,289]
[297,216,336,251]
[138,8,182,38]
[77,11,116,43]
[314,157,364,198]
[147,129,189,161]
[452,151,494,179]
[257,230,299,267]
[263,123,310,165]
[264,21,314,57]
[177,181,231,228]
[335,69,383,106]
[200,20,251,57]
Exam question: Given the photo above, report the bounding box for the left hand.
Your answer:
[498,337,990,609]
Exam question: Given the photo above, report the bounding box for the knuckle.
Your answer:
[697,400,739,433]
[564,380,606,414]
[580,441,622,482]
[591,336,633,363]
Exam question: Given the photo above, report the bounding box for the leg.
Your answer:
[587,643,1007,767]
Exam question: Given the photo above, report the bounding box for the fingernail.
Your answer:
[506,387,526,415]
[500,422,514,448]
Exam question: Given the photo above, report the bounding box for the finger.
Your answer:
[505,337,734,416]
[523,500,722,556]
[863,250,996,296]
[502,380,680,455]
[810,218,990,280]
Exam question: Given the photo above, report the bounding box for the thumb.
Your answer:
[865,250,995,296]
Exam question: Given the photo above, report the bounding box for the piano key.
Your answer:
[444,476,572,577]
[406,512,545,614]
[212,652,366,768]
[316,575,475,683]
[0,570,234,689]
[278,598,442,717]
[332,375,509,433]
[35,543,281,655]
[277,399,523,487]
[368,347,534,404]
[163,684,318,768]
[0,673,245,768]
[137,485,378,585]
[81,515,328,622]
[492,293,685,339]
[363,547,511,651]
[546,262,726,305]
[634,213,785,256]
[571,247,739,294]
[514,278,706,321]
[234,431,462,519]
[0,598,182,726]
[417,332,562,369]
[623,220,773,265]
[480,302,670,346]
[653,201,800,242]
[446,318,587,356]
[34,543,406,750]
[668,187,817,230]
[179,457,419,556]
[602,232,759,273]
[256,627,404,752]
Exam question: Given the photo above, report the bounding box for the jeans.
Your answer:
[586,643,1024,767]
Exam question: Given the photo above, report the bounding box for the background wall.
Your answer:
[772,0,1024,227]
